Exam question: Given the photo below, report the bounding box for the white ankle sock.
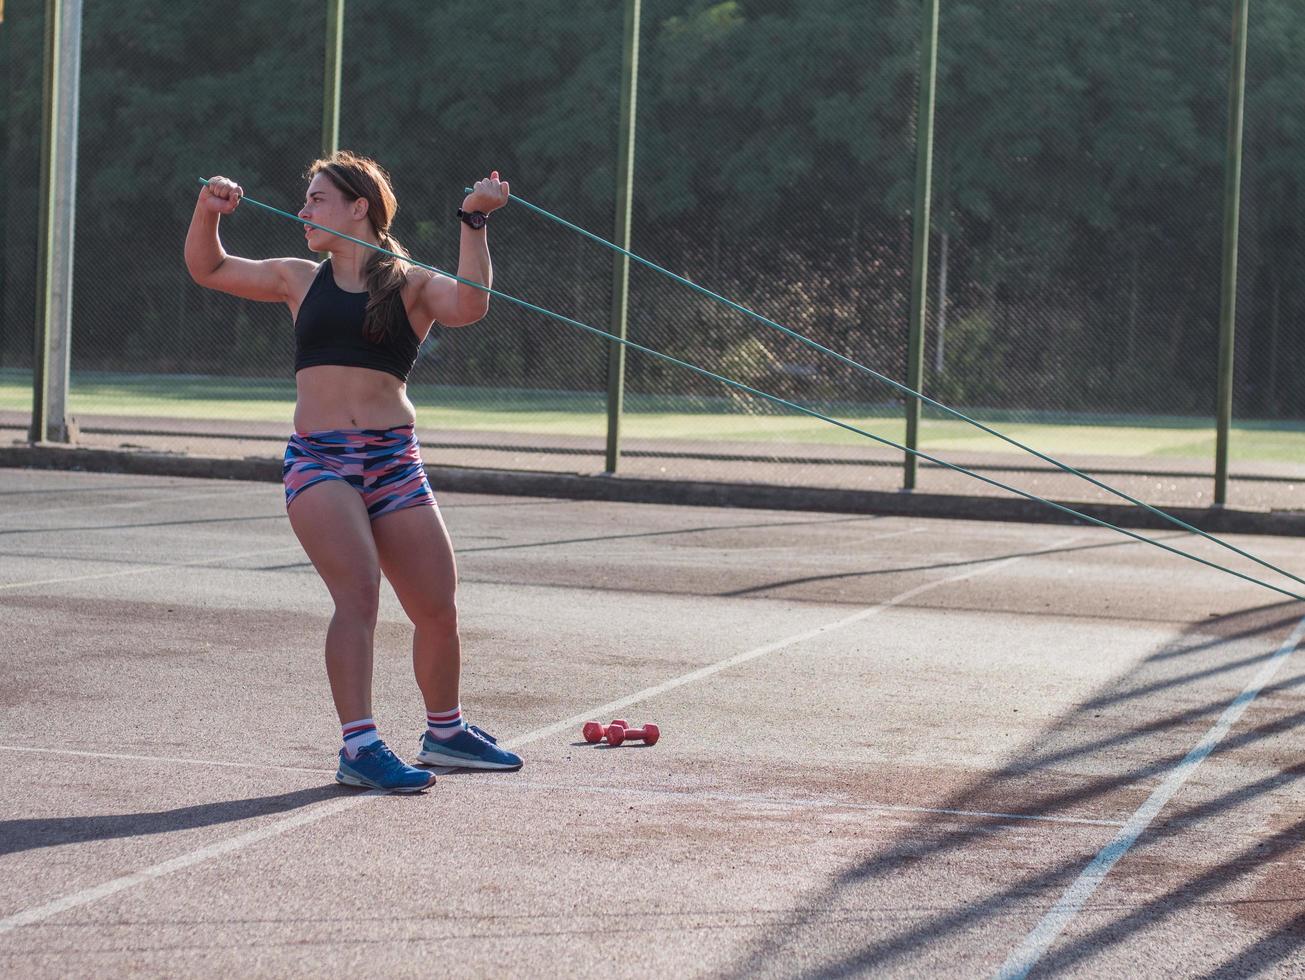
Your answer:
[341,718,380,759]
[426,705,464,741]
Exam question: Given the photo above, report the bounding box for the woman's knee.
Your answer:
[330,574,382,624]
[410,594,458,634]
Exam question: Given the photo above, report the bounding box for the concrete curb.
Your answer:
[4,443,1305,537]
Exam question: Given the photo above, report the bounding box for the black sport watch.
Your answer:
[457,208,488,230]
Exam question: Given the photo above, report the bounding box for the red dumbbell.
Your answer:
[582,719,630,743]
[606,722,660,746]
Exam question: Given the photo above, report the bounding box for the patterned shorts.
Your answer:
[282,424,437,520]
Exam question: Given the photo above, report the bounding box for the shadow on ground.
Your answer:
[0,784,342,857]
[719,600,1305,977]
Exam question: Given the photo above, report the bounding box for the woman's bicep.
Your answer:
[413,270,458,326]
[195,256,310,304]
[413,269,487,328]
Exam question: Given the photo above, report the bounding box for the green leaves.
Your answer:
[4,0,1304,417]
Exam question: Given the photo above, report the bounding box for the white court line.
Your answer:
[0,746,1123,829]
[994,613,1305,980]
[0,545,302,592]
[0,486,274,524]
[0,746,333,777]
[503,533,1083,751]
[0,533,1080,936]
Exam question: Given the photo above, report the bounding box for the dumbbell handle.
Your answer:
[607,723,659,746]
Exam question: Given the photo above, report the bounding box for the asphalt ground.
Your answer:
[2,469,1305,977]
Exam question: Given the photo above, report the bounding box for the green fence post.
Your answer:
[30,0,57,444]
[1215,0,1249,507]
[904,0,940,490]
[604,0,641,474]
[30,0,80,445]
[322,0,343,158]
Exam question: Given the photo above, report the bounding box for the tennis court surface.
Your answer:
[2,468,1304,977]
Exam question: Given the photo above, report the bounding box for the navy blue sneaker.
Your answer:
[416,725,523,770]
[337,740,436,792]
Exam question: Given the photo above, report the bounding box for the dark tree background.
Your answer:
[3,0,1302,418]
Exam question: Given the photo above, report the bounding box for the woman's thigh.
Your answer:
[287,479,381,614]
[371,503,457,624]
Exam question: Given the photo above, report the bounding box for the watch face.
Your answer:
[461,209,487,229]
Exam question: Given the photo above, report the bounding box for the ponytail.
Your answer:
[363,232,410,344]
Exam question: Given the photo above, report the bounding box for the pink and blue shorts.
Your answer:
[282,424,437,520]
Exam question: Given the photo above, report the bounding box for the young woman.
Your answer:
[185,151,522,792]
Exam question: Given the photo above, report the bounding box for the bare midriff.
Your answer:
[293,364,417,433]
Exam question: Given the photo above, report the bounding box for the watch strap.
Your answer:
[457,208,488,229]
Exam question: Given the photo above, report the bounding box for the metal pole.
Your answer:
[904,0,940,490]
[1214,0,1249,506]
[30,0,58,444]
[322,0,343,158]
[30,0,80,445]
[604,0,641,473]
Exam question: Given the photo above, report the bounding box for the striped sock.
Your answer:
[426,705,464,741]
[341,718,381,759]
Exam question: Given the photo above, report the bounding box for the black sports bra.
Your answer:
[294,261,421,382]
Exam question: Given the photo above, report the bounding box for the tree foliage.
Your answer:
[2,0,1303,417]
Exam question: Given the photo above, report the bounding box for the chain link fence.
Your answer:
[614,0,917,490]
[2,0,323,444]
[1232,1,1305,476]
[4,1,1304,502]
[339,0,617,455]
[921,1,1229,461]
[1,0,39,403]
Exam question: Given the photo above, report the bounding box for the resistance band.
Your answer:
[499,190,1305,592]
[201,179,1305,604]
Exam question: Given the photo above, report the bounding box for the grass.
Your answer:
[3,368,1304,465]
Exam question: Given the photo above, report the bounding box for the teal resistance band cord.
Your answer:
[202,180,1305,604]
[496,189,1305,592]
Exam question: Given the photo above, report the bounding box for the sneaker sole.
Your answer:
[415,748,523,771]
[336,770,434,793]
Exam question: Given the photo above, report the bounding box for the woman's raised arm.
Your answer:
[185,176,313,303]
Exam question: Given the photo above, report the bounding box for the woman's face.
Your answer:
[298,173,368,251]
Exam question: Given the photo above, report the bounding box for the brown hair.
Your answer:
[306,151,409,344]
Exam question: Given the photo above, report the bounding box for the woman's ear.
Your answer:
[352,197,370,222]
